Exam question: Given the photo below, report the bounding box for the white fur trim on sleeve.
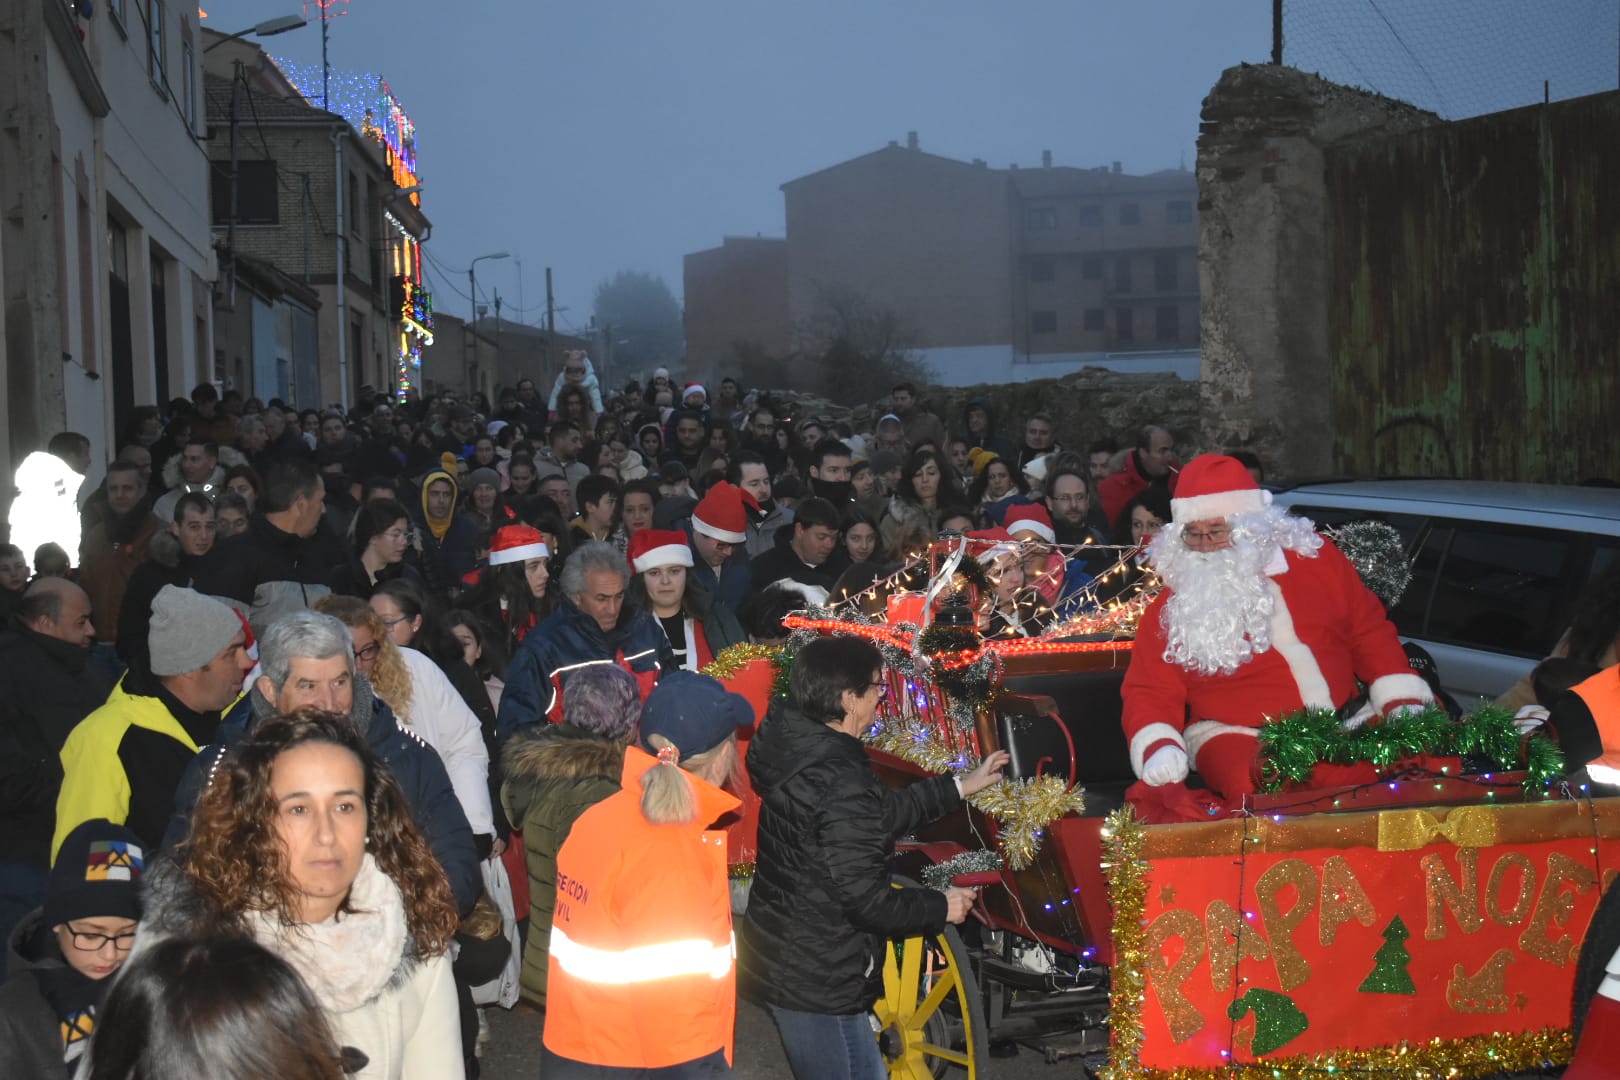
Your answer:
[1129,722,1187,778]
[1369,672,1436,714]
[1266,582,1336,710]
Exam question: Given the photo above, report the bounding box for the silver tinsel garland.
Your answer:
[920,848,1005,890]
[1325,520,1413,607]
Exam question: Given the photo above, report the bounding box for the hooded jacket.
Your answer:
[0,627,113,867]
[411,468,479,594]
[961,396,1017,461]
[164,674,482,916]
[0,911,87,1080]
[547,357,606,415]
[496,596,674,741]
[739,699,959,1014]
[499,725,626,1006]
[193,511,333,619]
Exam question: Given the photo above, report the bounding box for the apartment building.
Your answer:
[0,0,213,483]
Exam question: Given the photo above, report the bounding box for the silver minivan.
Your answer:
[1271,481,1620,705]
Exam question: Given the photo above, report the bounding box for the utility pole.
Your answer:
[1271,0,1283,65]
[544,266,556,377]
[516,258,525,323]
[227,63,241,310]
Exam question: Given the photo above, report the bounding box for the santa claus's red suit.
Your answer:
[1121,455,1431,806]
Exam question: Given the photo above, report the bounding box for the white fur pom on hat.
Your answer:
[1170,454,1271,525]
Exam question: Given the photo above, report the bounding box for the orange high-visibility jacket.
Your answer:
[543,746,741,1069]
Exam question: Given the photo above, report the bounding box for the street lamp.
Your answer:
[468,252,510,387]
[204,14,309,52]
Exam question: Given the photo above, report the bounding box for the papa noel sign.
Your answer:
[1123,799,1620,1071]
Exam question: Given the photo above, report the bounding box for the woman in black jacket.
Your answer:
[739,636,1007,1080]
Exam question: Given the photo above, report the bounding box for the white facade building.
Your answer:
[0,0,213,494]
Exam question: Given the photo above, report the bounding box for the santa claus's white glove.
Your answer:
[1141,746,1189,786]
[1340,702,1377,731]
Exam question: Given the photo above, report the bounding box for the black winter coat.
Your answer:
[0,912,77,1080]
[0,628,113,866]
[738,700,960,1014]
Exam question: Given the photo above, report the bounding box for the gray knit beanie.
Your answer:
[149,585,243,676]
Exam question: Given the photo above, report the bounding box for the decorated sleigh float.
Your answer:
[703,533,1614,1078]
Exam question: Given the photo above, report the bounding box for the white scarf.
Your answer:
[242,854,409,1014]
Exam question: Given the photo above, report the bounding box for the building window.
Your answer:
[1167,200,1193,223]
[1119,202,1140,226]
[211,160,280,225]
[1081,255,1104,280]
[148,0,166,88]
[1156,306,1180,342]
[1025,207,1058,232]
[1030,310,1058,334]
[1114,256,1133,293]
[108,220,129,281]
[348,174,361,236]
[108,0,126,29]
[1154,254,1178,292]
[1028,256,1055,283]
[1077,204,1102,227]
[1082,308,1105,332]
[181,38,196,129]
[1116,308,1135,344]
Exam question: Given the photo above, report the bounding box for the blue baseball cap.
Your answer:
[639,671,752,759]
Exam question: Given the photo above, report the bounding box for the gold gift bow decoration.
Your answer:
[1376,805,1500,852]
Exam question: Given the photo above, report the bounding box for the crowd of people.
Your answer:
[8,353,1616,1076]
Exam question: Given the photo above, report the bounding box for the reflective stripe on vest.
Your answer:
[551,927,734,984]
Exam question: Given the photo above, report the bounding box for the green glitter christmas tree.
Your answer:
[1359,915,1417,994]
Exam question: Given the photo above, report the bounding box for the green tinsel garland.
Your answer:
[1257,705,1564,792]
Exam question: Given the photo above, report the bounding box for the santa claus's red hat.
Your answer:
[1170,454,1270,525]
[1004,503,1055,543]
[691,481,754,544]
[489,524,550,566]
[628,529,694,574]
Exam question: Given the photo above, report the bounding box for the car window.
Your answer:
[1287,505,1429,634]
[1422,524,1571,658]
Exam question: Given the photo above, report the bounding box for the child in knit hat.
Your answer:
[0,819,145,1078]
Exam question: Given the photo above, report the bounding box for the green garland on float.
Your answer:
[1257,705,1564,792]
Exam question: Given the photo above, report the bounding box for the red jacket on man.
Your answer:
[1099,450,1179,530]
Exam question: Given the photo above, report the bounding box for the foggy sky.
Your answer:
[203,0,1615,353]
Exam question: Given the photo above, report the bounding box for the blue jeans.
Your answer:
[767,1005,886,1080]
[538,1045,728,1078]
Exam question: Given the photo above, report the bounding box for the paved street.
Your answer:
[479,997,1086,1078]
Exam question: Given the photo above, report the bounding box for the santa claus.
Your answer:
[1121,454,1433,806]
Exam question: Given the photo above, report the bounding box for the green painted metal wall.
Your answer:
[1326,91,1620,482]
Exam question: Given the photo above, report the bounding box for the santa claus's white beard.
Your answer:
[1150,507,1323,675]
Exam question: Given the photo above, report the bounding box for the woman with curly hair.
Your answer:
[132,710,462,1080]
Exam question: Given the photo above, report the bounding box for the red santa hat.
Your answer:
[628,529,694,574]
[1170,454,1271,525]
[1004,503,1055,544]
[691,481,754,544]
[968,527,1019,565]
[489,524,550,566]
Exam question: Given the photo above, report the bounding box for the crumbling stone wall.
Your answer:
[1197,64,1436,482]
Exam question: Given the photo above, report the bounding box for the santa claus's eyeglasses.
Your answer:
[1182,526,1232,545]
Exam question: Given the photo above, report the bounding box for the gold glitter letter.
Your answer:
[1145,908,1207,1044]
[1256,859,1318,991]
[1206,899,1271,993]
[1318,855,1377,946]
[1520,852,1596,967]
[1486,852,1536,928]
[1423,849,1482,940]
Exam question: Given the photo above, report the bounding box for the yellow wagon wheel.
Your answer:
[873,882,989,1079]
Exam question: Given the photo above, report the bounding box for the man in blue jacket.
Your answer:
[162,610,481,917]
[497,541,674,741]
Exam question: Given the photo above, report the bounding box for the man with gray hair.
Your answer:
[161,609,481,916]
[497,541,674,740]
